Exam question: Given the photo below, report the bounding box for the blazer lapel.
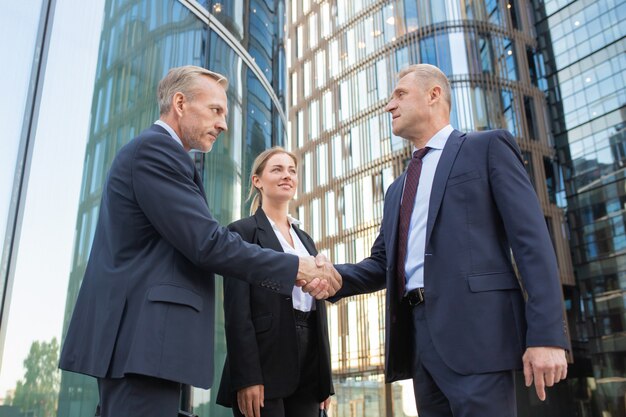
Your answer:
[254,208,285,252]
[293,227,317,256]
[425,129,466,246]
[193,168,208,201]
[151,124,208,202]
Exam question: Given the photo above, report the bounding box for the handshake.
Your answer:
[296,254,342,299]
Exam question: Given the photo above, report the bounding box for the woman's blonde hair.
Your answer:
[248,147,298,215]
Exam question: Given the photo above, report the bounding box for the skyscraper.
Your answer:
[288,1,575,415]
[2,1,624,416]
[534,0,626,415]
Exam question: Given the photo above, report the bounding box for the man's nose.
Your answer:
[385,100,396,112]
[216,117,228,132]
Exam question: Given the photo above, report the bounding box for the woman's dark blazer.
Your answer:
[216,208,334,406]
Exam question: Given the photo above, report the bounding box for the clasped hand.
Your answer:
[296,254,342,299]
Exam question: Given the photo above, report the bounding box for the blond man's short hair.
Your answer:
[398,64,451,109]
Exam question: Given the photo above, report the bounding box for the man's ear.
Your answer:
[173,92,185,116]
[429,85,442,103]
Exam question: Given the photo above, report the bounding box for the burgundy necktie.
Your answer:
[396,147,430,298]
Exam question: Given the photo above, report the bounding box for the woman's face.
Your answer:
[254,153,298,204]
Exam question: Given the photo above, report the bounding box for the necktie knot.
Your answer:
[413,147,430,160]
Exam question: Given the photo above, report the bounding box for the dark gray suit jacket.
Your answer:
[334,129,568,383]
[59,124,299,389]
[217,208,333,405]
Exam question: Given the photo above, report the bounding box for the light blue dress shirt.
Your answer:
[404,124,454,293]
[155,119,184,148]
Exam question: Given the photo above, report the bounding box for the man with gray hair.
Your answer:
[59,66,340,417]
[330,64,568,416]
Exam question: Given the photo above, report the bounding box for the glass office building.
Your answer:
[0,1,286,416]
[2,0,624,416]
[534,0,626,416]
[288,1,576,416]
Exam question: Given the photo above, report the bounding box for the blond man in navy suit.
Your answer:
[329,64,568,417]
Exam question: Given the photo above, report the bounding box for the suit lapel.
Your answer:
[385,175,405,265]
[193,168,208,201]
[151,124,208,202]
[293,227,317,256]
[425,129,466,246]
[254,208,285,252]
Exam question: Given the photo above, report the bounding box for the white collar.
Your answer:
[266,214,301,228]
[413,124,454,152]
[154,119,184,148]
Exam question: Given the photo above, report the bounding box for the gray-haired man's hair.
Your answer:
[157,66,228,115]
[398,64,451,109]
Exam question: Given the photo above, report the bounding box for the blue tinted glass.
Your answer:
[420,36,436,65]
[501,90,518,136]
[479,36,493,73]
[404,0,418,31]
[486,0,501,25]
[435,33,452,75]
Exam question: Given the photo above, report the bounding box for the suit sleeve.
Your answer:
[131,137,298,296]
[222,222,264,391]
[332,225,388,300]
[488,130,568,349]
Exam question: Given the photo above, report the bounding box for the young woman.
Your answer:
[217,147,333,417]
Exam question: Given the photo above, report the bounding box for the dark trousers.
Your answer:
[97,373,181,417]
[410,303,517,417]
[232,313,320,417]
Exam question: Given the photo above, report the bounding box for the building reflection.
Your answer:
[535,0,626,413]
[55,1,287,416]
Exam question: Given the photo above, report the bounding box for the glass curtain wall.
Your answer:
[288,1,575,416]
[534,0,626,416]
[0,1,105,416]
[59,1,287,416]
[0,0,47,371]
[0,1,286,417]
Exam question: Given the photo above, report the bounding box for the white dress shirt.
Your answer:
[155,119,184,148]
[404,124,454,292]
[267,215,315,312]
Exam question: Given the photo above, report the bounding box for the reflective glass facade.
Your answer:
[288,1,575,416]
[0,0,46,368]
[0,1,106,415]
[0,1,286,416]
[534,0,626,415]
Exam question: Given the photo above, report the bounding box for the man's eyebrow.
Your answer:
[388,88,405,101]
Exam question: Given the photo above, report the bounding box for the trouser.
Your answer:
[97,373,181,417]
[409,303,517,417]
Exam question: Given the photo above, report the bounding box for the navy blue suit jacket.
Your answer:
[216,208,333,405]
[59,124,299,389]
[334,129,568,383]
